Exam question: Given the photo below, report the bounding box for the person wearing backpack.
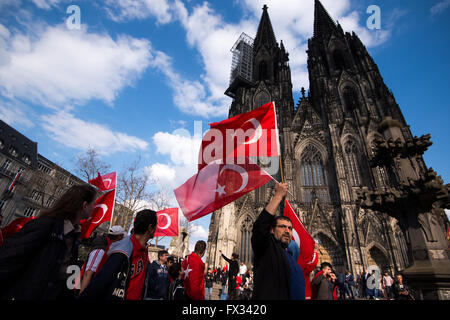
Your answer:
[78,209,157,300]
[167,262,188,300]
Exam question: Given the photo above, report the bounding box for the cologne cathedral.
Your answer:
[205,0,449,281]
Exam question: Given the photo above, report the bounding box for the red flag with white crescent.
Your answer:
[80,189,115,239]
[89,172,117,191]
[198,102,279,171]
[154,207,179,237]
[174,160,272,222]
[283,199,316,270]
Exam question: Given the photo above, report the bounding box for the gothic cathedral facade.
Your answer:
[206,1,412,276]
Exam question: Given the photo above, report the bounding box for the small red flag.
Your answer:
[7,172,21,192]
[283,199,316,269]
[88,172,117,191]
[80,189,116,239]
[174,160,272,222]
[154,208,179,237]
[198,102,279,171]
[0,216,35,246]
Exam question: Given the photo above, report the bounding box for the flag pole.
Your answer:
[272,101,285,183]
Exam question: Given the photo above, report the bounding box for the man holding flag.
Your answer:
[251,182,305,300]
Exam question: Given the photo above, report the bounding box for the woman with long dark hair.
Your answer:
[0,184,97,300]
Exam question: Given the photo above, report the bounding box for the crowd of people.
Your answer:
[0,183,415,301]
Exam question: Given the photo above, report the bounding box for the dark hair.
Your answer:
[39,184,97,221]
[194,240,207,254]
[321,262,332,270]
[271,216,292,229]
[168,262,182,280]
[167,256,175,264]
[232,253,239,259]
[133,209,157,234]
[158,250,169,259]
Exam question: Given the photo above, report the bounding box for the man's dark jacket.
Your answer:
[0,216,77,300]
[78,236,134,300]
[251,209,290,300]
[221,254,239,278]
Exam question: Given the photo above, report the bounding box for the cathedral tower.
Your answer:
[206,1,421,277]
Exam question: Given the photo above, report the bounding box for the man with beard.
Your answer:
[251,182,305,300]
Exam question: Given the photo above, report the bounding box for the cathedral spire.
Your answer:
[313,0,337,38]
[253,4,278,52]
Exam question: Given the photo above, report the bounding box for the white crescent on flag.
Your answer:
[92,204,108,224]
[219,164,249,193]
[243,118,262,145]
[292,228,301,248]
[158,212,172,230]
[103,178,112,189]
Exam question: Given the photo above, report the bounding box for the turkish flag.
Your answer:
[283,200,316,270]
[182,251,205,300]
[198,102,279,171]
[80,189,116,239]
[154,208,179,237]
[174,160,272,222]
[0,216,35,246]
[88,172,117,191]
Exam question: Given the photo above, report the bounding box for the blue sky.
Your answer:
[0,0,449,250]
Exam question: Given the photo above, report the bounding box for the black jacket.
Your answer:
[0,216,77,300]
[221,254,239,278]
[392,282,414,300]
[251,209,290,300]
[78,236,133,300]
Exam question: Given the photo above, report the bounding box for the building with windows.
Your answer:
[0,119,84,227]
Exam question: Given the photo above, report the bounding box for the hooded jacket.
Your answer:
[144,260,169,299]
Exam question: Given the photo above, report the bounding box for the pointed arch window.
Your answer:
[258,61,268,80]
[342,86,359,114]
[344,140,361,186]
[254,90,270,109]
[333,49,346,70]
[240,217,253,264]
[300,145,325,187]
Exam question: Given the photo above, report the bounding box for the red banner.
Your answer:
[80,189,116,239]
[154,208,179,237]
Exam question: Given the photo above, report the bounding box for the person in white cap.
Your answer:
[79,225,126,293]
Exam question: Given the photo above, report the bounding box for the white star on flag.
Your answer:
[184,265,192,279]
[215,184,226,196]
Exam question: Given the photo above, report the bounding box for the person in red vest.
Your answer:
[79,225,126,293]
[182,240,206,300]
[303,243,320,300]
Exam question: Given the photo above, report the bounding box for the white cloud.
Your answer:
[40,111,148,154]
[0,100,34,129]
[105,0,173,24]
[31,0,62,10]
[190,223,208,239]
[145,129,202,190]
[0,23,151,108]
[431,0,450,16]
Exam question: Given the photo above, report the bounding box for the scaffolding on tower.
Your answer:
[225,32,254,98]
